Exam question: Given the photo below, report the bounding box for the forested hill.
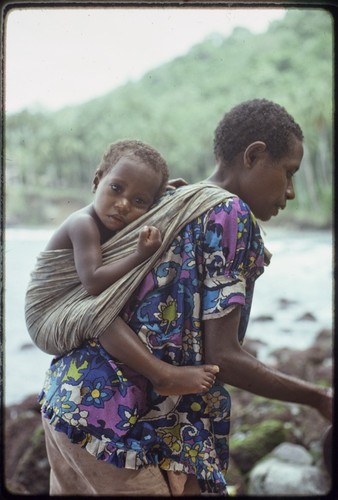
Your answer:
[6,8,333,227]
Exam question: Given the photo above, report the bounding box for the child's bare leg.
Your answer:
[98,316,219,396]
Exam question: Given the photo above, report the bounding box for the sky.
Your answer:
[5,7,286,114]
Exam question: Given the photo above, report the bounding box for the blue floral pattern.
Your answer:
[39,196,265,495]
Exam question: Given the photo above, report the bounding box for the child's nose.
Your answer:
[116,197,130,212]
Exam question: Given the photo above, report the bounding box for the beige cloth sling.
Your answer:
[25,182,233,355]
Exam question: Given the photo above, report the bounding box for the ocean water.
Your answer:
[3,226,333,406]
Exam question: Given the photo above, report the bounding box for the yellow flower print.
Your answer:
[160,458,172,470]
[158,424,183,454]
[113,368,128,384]
[184,443,204,464]
[62,358,88,383]
[183,329,202,360]
[191,402,202,412]
[154,295,181,333]
[163,433,181,453]
[237,216,248,239]
[206,390,230,419]
[117,406,140,430]
[79,433,92,447]
[208,390,222,409]
[52,390,77,417]
[248,255,256,268]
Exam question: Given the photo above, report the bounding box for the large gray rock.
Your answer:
[248,442,331,496]
[4,395,50,495]
[271,442,313,464]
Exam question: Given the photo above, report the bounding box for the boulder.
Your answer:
[248,443,331,496]
[229,419,292,473]
[4,395,50,495]
[296,312,317,321]
[268,329,333,384]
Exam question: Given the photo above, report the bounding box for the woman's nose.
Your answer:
[286,180,296,200]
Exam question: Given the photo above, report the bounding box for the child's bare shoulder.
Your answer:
[45,206,96,250]
[66,206,100,237]
[67,206,95,225]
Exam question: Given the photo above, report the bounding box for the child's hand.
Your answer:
[136,226,162,259]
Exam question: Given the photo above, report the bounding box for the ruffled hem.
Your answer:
[39,394,227,495]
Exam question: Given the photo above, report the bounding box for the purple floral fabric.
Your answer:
[39,195,265,495]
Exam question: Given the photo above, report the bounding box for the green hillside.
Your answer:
[5,8,333,227]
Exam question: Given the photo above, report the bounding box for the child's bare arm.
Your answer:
[69,215,162,295]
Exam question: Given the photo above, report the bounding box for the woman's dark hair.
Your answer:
[213,99,304,164]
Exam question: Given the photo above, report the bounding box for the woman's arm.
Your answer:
[203,306,332,421]
[69,215,162,295]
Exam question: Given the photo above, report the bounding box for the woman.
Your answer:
[39,99,332,496]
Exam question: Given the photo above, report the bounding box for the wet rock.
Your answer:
[4,395,49,496]
[268,329,333,385]
[312,328,333,357]
[9,425,49,495]
[248,443,331,496]
[252,314,274,322]
[228,327,333,493]
[278,297,298,309]
[296,311,317,321]
[271,442,313,464]
[242,338,267,357]
[322,425,332,476]
[20,342,36,350]
[229,419,292,473]
[269,347,311,379]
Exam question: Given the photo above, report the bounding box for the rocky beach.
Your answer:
[4,325,333,496]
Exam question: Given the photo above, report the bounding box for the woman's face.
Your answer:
[241,138,304,221]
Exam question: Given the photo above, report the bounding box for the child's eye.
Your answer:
[110,183,121,192]
[135,197,147,206]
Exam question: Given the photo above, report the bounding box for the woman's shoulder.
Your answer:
[203,195,262,246]
[207,193,254,220]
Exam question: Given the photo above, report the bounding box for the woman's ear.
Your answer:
[92,170,102,193]
[243,141,267,168]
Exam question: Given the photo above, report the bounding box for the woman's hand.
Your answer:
[315,387,333,421]
[204,307,334,421]
[166,178,188,190]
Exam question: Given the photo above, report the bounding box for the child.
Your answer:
[26,139,219,395]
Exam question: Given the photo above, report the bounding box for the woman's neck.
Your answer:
[206,169,237,193]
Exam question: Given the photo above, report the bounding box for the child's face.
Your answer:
[92,157,163,231]
[242,137,304,221]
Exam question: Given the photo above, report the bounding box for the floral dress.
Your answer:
[39,195,265,495]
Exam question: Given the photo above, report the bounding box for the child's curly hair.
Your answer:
[97,139,169,198]
[214,99,304,164]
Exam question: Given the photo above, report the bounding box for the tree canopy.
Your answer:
[5,8,333,227]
